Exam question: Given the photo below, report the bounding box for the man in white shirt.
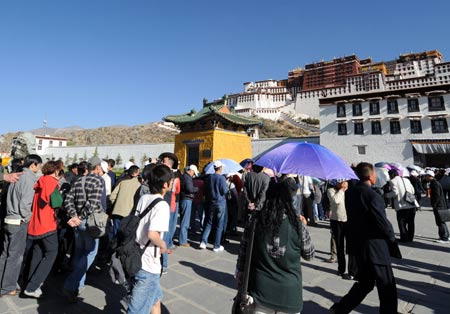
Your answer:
[127,164,173,314]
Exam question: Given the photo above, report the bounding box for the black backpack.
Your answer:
[114,197,163,277]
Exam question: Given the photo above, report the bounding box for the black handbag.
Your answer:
[437,208,450,223]
[435,182,450,223]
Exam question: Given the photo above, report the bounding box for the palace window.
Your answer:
[407,98,420,112]
[428,96,445,111]
[387,100,399,114]
[369,101,380,115]
[371,121,382,134]
[354,122,364,134]
[390,120,401,134]
[431,118,449,133]
[337,123,347,135]
[410,120,422,134]
[352,103,362,116]
[337,104,346,117]
[357,146,366,155]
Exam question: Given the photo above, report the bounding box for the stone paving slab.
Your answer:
[0,203,449,313]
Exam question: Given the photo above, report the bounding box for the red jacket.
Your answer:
[28,175,62,238]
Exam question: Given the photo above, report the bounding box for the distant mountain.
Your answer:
[0,122,179,153]
[32,126,85,136]
[0,119,313,154]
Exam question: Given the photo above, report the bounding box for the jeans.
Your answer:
[112,215,123,237]
[434,209,449,240]
[313,202,319,221]
[167,204,178,248]
[179,199,193,245]
[0,223,28,294]
[162,205,179,269]
[26,233,59,292]
[191,202,204,233]
[128,269,162,314]
[201,203,226,248]
[64,223,99,291]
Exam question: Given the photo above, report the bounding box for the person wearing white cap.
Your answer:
[100,161,112,197]
[199,160,228,252]
[178,165,199,247]
[408,170,425,205]
[424,170,450,243]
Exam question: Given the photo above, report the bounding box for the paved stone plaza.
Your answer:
[0,201,449,314]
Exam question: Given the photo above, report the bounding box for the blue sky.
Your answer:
[1,0,449,134]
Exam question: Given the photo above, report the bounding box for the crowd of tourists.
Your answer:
[0,153,449,314]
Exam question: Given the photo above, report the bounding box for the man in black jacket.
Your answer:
[331,162,399,314]
[424,170,450,243]
[178,165,199,247]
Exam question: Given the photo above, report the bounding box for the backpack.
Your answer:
[113,197,163,277]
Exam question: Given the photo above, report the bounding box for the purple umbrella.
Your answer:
[255,142,358,180]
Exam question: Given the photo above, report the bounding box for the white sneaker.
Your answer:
[199,242,207,249]
[435,239,450,244]
[213,245,224,252]
[24,288,42,298]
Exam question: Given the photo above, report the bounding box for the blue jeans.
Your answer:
[313,202,319,220]
[201,203,226,248]
[191,202,204,233]
[168,204,178,248]
[162,205,178,269]
[64,223,99,291]
[112,216,123,237]
[179,199,193,245]
[128,269,162,314]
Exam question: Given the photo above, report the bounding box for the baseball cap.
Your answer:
[88,156,102,167]
[188,165,199,177]
[213,160,224,169]
[425,170,435,177]
[124,161,134,170]
[100,161,108,173]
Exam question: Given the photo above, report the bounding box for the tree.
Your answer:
[93,146,99,157]
[73,153,78,163]
[116,153,122,166]
[65,154,71,165]
[141,153,148,166]
[83,151,88,161]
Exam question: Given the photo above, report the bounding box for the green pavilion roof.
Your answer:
[164,105,262,126]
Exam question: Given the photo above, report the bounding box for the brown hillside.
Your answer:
[0,120,313,153]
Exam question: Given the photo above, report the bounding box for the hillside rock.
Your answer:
[0,120,313,154]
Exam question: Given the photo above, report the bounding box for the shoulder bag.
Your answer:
[401,178,418,207]
[81,177,109,238]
